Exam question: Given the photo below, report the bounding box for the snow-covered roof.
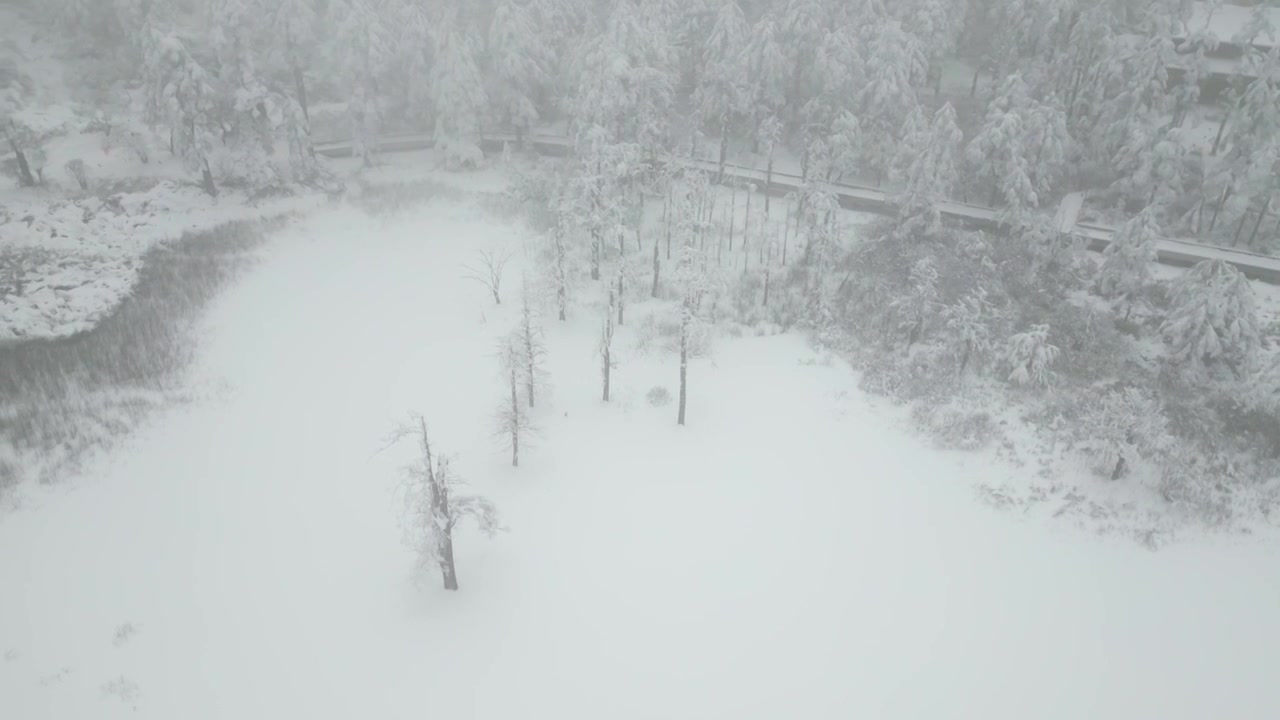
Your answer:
[1175,2,1280,48]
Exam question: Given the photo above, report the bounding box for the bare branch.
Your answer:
[462,249,513,305]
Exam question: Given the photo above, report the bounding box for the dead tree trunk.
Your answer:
[678,304,689,426]
[5,129,35,187]
[652,241,661,297]
[718,119,729,181]
[200,157,218,197]
[419,419,458,591]
[728,184,737,253]
[782,206,790,266]
[1211,108,1230,156]
[521,297,540,408]
[662,186,671,259]
[617,271,625,326]
[1209,185,1232,234]
[509,367,520,467]
[292,65,310,125]
[590,229,602,280]
[764,150,774,218]
[1247,197,1271,248]
[602,290,615,402]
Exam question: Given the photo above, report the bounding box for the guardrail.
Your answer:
[314,132,1280,284]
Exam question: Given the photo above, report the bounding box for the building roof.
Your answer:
[1175,2,1280,49]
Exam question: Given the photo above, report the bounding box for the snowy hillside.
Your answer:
[3,196,1279,720]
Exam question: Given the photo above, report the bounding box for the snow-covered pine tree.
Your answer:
[567,126,640,280]
[695,0,749,177]
[283,95,322,184]
[210,0,285,187]
[1204,48,1279,239]
[855,10,927,186]
[891,256,940,349]
[1160,259,1262,373]
[1097,206,1160,321]
[826,111,862,183]
[779,0,828,119]
[742,13,790,152]
[330,0,394,168]
[941,287,994,376]
[570,0,676,156]
[1005,324,1060,388]
[392,415,500,591]
[1020,99,1070,202]
[896,0,963,94]
[1078,386,1172,481]
[1169,8,1219,128]
[758,114,783,216]
[794,179,840,302]
[896,102,964,238]
[142,30,220,194]
[966,98,1031,212]
[890,103,930,184]
[265,0,321,123]
[804,20,862,132]
[1112,124,1190,209]
[1050,0,1122,131]
[488,0,552,146]
[431,9,488,169]
[1093,28,1177,163]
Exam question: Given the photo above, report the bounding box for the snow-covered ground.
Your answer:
[3,194,1279,720]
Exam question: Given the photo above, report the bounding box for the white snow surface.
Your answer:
[3,197,1280,719]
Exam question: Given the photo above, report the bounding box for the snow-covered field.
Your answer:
[3,195,1280,719]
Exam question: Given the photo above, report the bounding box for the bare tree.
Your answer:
[601,289,616,402]
[678,296,690,425]
[651,239,661,298]
[517,284,547,407]
[387,415,500,591]
[463,249,512,305]
[615,265,626,327]
[550,219,570,319]
[674,245,713,426]
[497,337,534,467]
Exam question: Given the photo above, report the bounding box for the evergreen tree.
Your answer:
[855,11,927,186]
[897,0,964,93]
[142,30,219,193]
[695,0,749,175]
[742,13,790,150]
[1097,206,1160,321]
[1005,324,1060,388]
[330,0,396,167]
[432,9,489,169]
[966,74,1067,217]
[265,0,321,123]
[1161,259,1262,373]
[488,0,553,145]
[896,102,964,238]
[779,0,828,120]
